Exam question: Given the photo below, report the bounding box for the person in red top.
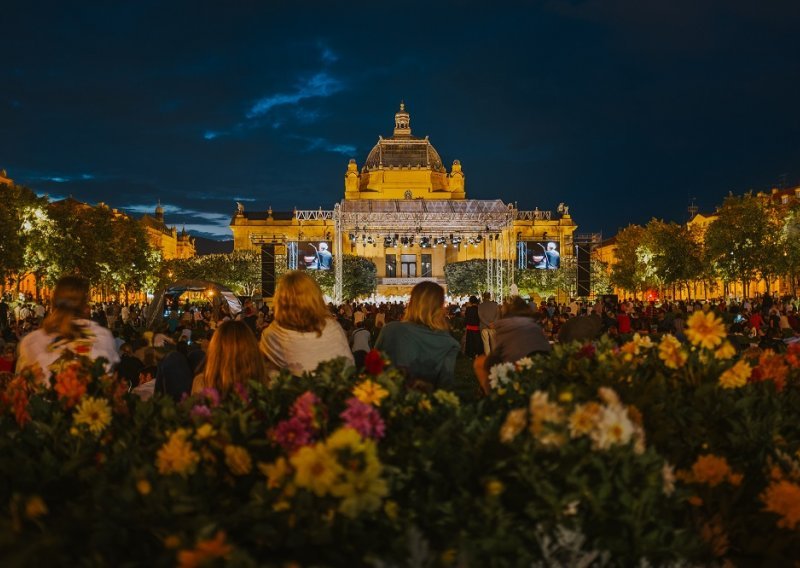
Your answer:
[748,311,764,334]
[616,306,632,334]
[0,345,15,374]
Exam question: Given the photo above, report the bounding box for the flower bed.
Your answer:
[1,312,800,565]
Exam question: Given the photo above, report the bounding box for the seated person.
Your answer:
[260,271,353,376]
[374,281,460,390]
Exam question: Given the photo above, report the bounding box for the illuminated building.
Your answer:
[140,202,196,260]
[230,103,577,299]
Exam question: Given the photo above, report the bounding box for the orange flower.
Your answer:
[54,368,87,408]
[691,454,734,487]
[751,350,789,392]
[2,376,32,427]
[761,479,800,530]
[177,530,233,568]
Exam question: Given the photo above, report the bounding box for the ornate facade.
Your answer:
[141,203,196,260]
[231,103,577,297]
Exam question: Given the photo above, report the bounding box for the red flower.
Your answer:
[74,345,90,354]
[364,349,385,375]
[576,343,596,360]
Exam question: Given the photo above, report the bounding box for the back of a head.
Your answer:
[501,296,535,319]
[482,292,491,302]
[273,271,330,336]
[200,320,265,394]
[404,281,448,331]
[42,275,90,339]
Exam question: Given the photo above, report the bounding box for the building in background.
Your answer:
[231,103,577,298]
[140,202,196,260]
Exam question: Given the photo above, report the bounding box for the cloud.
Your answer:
[302,137,356,156]
[320,46,338,63]
[246,72,343,119]
[30,172,95,183]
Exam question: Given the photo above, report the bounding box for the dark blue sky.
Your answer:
[3,1,799,239]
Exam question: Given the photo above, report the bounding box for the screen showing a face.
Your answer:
[297,241,333,270]
[517,241,560,270]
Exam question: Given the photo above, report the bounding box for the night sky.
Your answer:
[3,1,800,240]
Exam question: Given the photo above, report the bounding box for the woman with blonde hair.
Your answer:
[192,320,266,394]
[259,271,353,375]
[374,281,459,389]
[16,275,119,384]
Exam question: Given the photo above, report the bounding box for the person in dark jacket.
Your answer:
[463,296,483,357]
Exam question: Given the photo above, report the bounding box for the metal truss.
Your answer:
[516,209,553,221]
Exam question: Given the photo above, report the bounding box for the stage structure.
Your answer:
[231,103,578,302]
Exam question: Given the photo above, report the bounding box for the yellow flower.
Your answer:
[224,445,253,476]
[499,408,528,443]
[719,360,751,389]
[156,429,200,478]
[568,402,601,438]
[558,391,573,403]
[433,390,460,407]
[658,334,688,369]
[485,479,505,497]
[634,333,654,350]
[136,479,152,496]
[73,396,112,435]
[686,311,726,350]
[762,479,800,530]
[619,340,639,361]
[194,423,216,441]
[258,457,291,490]
[714,341,736,361]
[352,380,390,406]
[290,443,342,497]
[384,499,399,520]
[335,469,389,518]
[418,398,433,412]
[326,426,367,453]
[24,496,48,520]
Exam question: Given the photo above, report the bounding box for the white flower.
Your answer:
[488,362,516,390]
[515,356,534,371]
[590,405,634,450]
[597,387,622,409]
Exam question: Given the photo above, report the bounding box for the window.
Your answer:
[385,254,397,277]
[401,254,417,277]
[421,254,432,277]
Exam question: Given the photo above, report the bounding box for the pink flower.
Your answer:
[340,397,386,440]
[198,388,221,407]
[191,404,212,419]
[291,391,325,428]
[271,416,315,452]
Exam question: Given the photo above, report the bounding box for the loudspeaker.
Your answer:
[261,244,276,298]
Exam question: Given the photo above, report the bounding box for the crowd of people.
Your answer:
[3,273,800,401]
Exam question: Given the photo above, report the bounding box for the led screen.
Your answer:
[297,241,333,270]
[517,241,560,270]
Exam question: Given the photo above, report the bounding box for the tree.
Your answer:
[704,193,778,298]
[163,250,261,297]
[308,255,377,300]
[0,183,48,292]
[642,219,703,300]
[610,225,654,297]
[444,260,488,296]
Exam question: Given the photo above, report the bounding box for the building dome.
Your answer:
[362,103,446,172]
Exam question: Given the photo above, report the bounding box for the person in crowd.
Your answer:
[374,281,460,390]
[154,340,193,400]
[192,320,266,394]
[474,296,552,394]
[478,291,499,355]
[557,301,604,344]
[260,271,353,375]
[0,344,16,374]
[117,342,144,387]
[463,295,483,357]
[349,320,372,369]
[16,276,119,383]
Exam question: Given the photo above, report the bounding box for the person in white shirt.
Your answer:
[260,271,353,376]
[16,276,119,384]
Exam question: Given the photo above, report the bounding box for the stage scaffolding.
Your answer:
[332,199,517,304]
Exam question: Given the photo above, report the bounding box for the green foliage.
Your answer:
[164,250,261,296]
[444,259,488,296]
[705,193,782,297]
[307,255,377,300]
